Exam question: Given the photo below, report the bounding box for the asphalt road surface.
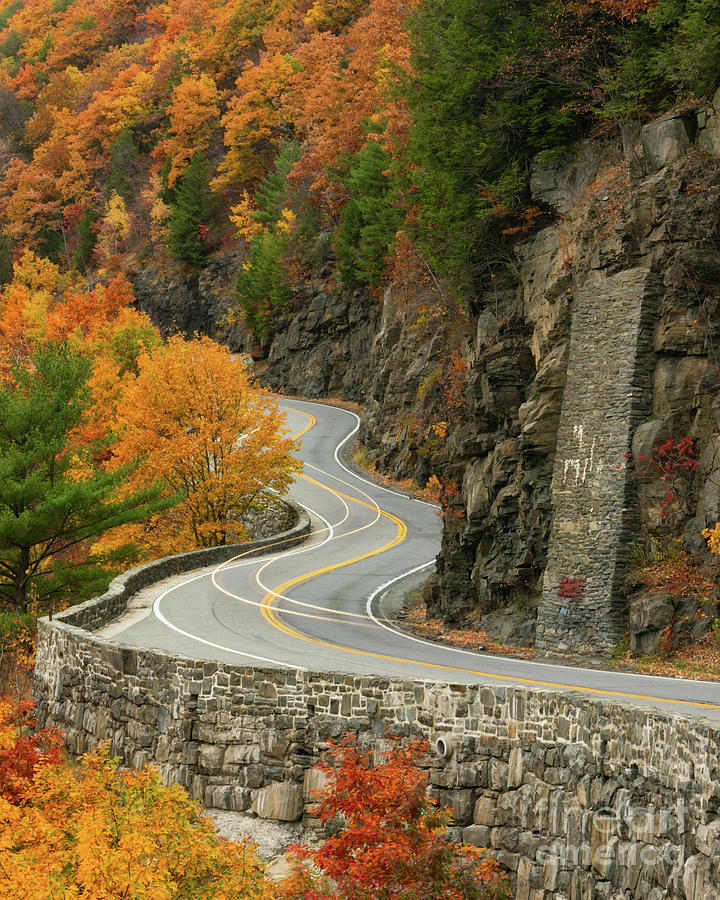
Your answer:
[102,398,720,721]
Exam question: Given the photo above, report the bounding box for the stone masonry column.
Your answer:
[536,267,661,654]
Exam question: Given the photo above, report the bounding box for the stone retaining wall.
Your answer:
[35,581,720,900]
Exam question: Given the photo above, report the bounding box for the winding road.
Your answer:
[100,398,720,721]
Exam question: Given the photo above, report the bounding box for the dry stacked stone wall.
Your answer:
[34,540,720,900]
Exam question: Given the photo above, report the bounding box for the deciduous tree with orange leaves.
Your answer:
[101,335,301,558]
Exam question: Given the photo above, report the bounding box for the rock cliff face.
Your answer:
[436,134,720,652]
[259,115,720,653]
[260,287,380,402]
[132,252,247,349]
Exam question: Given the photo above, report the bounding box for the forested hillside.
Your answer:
[2,0,720,662]
[1,0,717,320]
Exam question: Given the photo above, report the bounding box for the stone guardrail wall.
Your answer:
[36,575,720,900]
[51,500,311,634]
[32,498,720,900]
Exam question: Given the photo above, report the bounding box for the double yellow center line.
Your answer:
[227,405,720,713]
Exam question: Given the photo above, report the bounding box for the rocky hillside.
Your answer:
[234,104,720,658]
[132,253,247,350]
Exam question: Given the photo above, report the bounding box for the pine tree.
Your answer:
[166,152,217,266]
[0,233,12,287]
[0,344,172,612]
[252,142,301,229]
[335,135,401,289]
[106,128,140,202]
[234,144,301,345]
[73,207,98,271]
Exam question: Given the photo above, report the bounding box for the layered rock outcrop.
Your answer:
[433,135,720,652]
[132,252,247,348]
[260,287,380,402]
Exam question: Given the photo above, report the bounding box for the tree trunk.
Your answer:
[14,546,30,612]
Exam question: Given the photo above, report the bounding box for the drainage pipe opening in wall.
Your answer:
[434,735,455,760]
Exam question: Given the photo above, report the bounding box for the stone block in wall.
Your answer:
[474,795,498,827]
[462,824,490,847]
[445,789,474,825]
[252,781,303,821]
[489,758,510,791]
[508,747,523,789]
[642,114,697,171]
[204,784,252,811]
[198,744,224,773]
[515,858,532,900]
[302,766,330,815]
[222,743,260,768]
[695,821,720,857]
[683,854,719,900]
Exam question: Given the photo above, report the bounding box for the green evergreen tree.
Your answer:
[235,143,301,345]
[0,344,173,613]
[405,0,570,295]
[335,135,401,289]
[166,152,217,266]
[252,142,301,228]
[107,128,140,201]
[0,233,12,287]
[73,207,98,271]
[649,0,720,98]
[236,230,292,347]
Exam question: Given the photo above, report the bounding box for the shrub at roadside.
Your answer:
[281,735,511,900]
[0,698,274,899]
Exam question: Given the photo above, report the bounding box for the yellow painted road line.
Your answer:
[284,406,316,441]
[263,581,720,710]
[259,408,720,713]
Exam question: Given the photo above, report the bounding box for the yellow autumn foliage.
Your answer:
[97,334,301,559]
[0,742,275,899]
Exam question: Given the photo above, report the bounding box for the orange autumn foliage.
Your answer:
[158,74,221,187]
[0,252,160,457]
[0,699,63,804]
[0,0,415,263]
[0,701,273,899]
[285,0,414,200]
[99,335,301,558]
[282,736,511,900]
[215,52,297,188]
[305,0,369,33]
[0,252,155,363]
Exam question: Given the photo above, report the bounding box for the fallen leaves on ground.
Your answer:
[612,633,720,682]
[398,597,536,659]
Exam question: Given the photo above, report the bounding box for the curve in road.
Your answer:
[102,398,720,721]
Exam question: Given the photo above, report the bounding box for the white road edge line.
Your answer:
[365,565,720,693]
[156,398,720,698]
[154,563,302,669]
[284,399,439,508]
